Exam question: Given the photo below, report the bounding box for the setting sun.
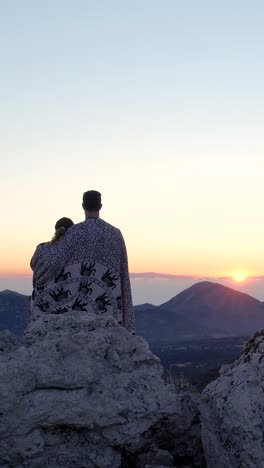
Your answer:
[232,272,247,282]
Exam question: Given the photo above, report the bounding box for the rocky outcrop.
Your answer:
[201,329,264,468]
[0,312,204,467]
[0,330,18,353]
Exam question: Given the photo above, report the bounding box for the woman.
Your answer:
[29,217,74,321]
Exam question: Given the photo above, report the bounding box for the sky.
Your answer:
[1,1,264,302]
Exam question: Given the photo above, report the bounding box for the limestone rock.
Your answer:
[0,330,18,353]
[0,311,203,467]
[144,465,173,468]
[131,391,205,468]
[137,446,174,466]
[201,329,264,468]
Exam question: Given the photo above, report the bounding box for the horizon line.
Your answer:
[131,272,264,281]
[1,272,264,281]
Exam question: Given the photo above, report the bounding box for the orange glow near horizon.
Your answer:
[0,266,253,281]
[232,271,248,282]
[0,235,258,280]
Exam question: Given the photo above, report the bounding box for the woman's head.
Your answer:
[55,217,74,231]
[51,217,74,243]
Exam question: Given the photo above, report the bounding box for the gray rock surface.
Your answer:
[133,392,205,468]
[137,447,174,466]
[0,312,204,467]
[201,329,264,468]
[0,330,18,353]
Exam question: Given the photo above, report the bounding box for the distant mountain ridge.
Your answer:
[1,281,264,341]
[162,281,264,331]
[135,281,264,342]
[0,290,29,336]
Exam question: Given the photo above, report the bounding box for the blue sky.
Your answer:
[2,0,263,168]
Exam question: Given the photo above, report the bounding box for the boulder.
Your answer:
[201,329,264,468]
[137,447,174,466]
[131,392,205,467]
[0,312,204,467]
[0,330,18,353]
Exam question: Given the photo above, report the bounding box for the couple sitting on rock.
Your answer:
[30,190,136,334]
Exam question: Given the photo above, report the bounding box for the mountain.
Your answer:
[0,290,29,336]
[134,303,215,342]
[135,281,264,342]
[1,282,264,342]
[161,281,264,335]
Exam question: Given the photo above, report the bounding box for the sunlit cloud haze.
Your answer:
[1,1,264,295]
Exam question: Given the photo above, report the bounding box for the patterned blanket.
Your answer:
[30,218,136,333]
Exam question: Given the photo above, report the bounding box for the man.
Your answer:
[30,190,136,334]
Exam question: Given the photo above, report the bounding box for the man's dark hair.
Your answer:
[82,190,102,211]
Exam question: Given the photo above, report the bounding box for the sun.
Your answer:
[232,271,247,282]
